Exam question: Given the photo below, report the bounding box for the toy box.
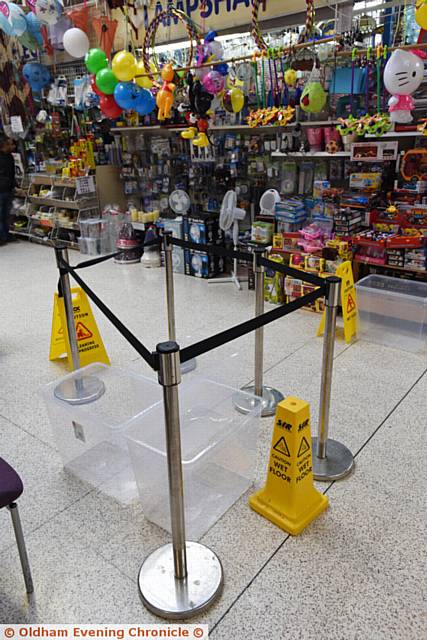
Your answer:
[183,213,223,246]
[184,249,225,278]
[264,254,285,304]
[251,220,274,244]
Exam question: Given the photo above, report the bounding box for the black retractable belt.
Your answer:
[170,236,253,263]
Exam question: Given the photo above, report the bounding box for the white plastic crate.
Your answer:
[356,274,427,352]
[42,364,162,503]
[126,378,262,540]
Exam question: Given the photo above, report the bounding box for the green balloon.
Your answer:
[85,48,108,74]
[96,68,118,95]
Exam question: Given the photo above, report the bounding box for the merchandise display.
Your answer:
[0,0,426,634]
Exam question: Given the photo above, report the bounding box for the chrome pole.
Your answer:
[233,248,284,417]
[138,341,223,619]
[53,244,105,405]
[312,276,354,481]
[163,232,196,373]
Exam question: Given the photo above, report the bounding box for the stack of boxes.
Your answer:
[183,213,225,278]
[404,248,427,271]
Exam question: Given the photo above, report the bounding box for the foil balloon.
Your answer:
[112,51,137,82]
[100,94,122,119]
[23,62,51,91]
[8,3,28,37]
[95,68,118,95]
[300,82,327,113]
[85,48,108,74]
[202,70,224,95]
[35,0,63,26]
[114,82,143,110]
[415,0,427,30]
[223,87,244,113]
[25,12,43,45]
[63,27,89,58]
[49,13,71,50]
[384,49,424,123]
[0,2,13,36]
[156,63,175,120]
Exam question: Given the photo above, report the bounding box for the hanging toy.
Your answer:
[180,74,213,145]
[284,68,297,87]
[383,49,424,123]
[300,64,327,113]
[415,0,427,30]
[156,63,175,121]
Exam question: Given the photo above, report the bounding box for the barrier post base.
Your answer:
[138,541,223,619]
[311,438,354,481]
[233,385,284,417]
[54,375,105,405]
[180,358,197,374]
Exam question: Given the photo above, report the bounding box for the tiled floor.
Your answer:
[0,242,426,638]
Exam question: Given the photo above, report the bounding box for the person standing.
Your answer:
[0,135,16,244]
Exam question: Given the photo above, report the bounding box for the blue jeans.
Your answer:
[0,192,12,241]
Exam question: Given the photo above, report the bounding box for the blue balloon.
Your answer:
[25,12,43,46]
[114,82,142,110]
[216,63,229,76]
[8,3,27,37]
[23,62,51,92]
[135,88,155,116]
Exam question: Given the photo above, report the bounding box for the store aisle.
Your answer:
[0,242,426,638]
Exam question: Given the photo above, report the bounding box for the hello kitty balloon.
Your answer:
[383,49,424,123]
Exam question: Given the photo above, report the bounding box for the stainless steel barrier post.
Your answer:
[138,341,223,619]
[53,244,105,405]
[163,231,196,374]
[312,276,354,481]
[233,247,284,417]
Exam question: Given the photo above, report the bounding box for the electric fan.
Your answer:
[210,190,246,290]
[259,189,280,217]
[169,189,191,215]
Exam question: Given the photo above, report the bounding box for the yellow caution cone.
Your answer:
[249,396,328,535]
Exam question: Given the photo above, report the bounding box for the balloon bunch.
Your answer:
[85,48,156,120]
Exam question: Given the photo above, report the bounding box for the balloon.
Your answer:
[202,70,224,95]
[114,81,142,110]
[415,0,427,29]
[209,41,224,60]
[25,12,43,45]
[23,62,51,91]
[63,28,89,58]
[383,49,424,96]
[90,75,104,96]
[96,68,118,95]
[216,63,229,76]
[135,59,153,89]
[300,82,327,113]
[100,94,122,119]
[0,2,13,36]
[35,0,63,26]
[135,88,156,115]
[112,51,137,82]
[284,68,297,87]
[8,3,27,37]
[223,87,244,113]
[85,48,108,74]
[49,14,71,50]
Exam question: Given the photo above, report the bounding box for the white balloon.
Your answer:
[63,27,89,58]
[383,49,424,96]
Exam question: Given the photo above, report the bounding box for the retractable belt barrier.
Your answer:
[52,233,354,620]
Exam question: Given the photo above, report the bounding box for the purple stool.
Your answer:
[0,457,34,593]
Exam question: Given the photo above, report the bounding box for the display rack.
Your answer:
[11,174,99,249]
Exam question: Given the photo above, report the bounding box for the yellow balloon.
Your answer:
[135,60,153,89]
[284,68,297,87]
[230,87,244,113]
[415,0,427,30]
[112,51,137,82]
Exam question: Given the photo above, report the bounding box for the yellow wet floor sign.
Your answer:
[49,287,110,369]
[249,397,328,535]
[317,260,357,343]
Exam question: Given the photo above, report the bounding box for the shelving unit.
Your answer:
[111,120,339,136]
[272,151,351,158]
[10,174,99,249]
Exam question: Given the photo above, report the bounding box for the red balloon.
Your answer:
[90,75,104,97]
[100,94,122,119]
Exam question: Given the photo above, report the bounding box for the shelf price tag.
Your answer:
[76,176,95,196]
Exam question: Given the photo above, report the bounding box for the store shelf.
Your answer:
[354,258,427,274]
[29,175,84,188]
[272,151,351,158]
[112,121,339,135]
[364,131,423,138]
[28,195,97,210]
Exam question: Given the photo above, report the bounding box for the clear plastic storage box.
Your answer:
[356,274,427,352]
[126,378,262,540]
[42,364,162,503]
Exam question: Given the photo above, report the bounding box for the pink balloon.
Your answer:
[202,70,224,95]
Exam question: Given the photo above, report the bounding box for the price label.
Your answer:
[76,176,95,195]
[10,116,24,134]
